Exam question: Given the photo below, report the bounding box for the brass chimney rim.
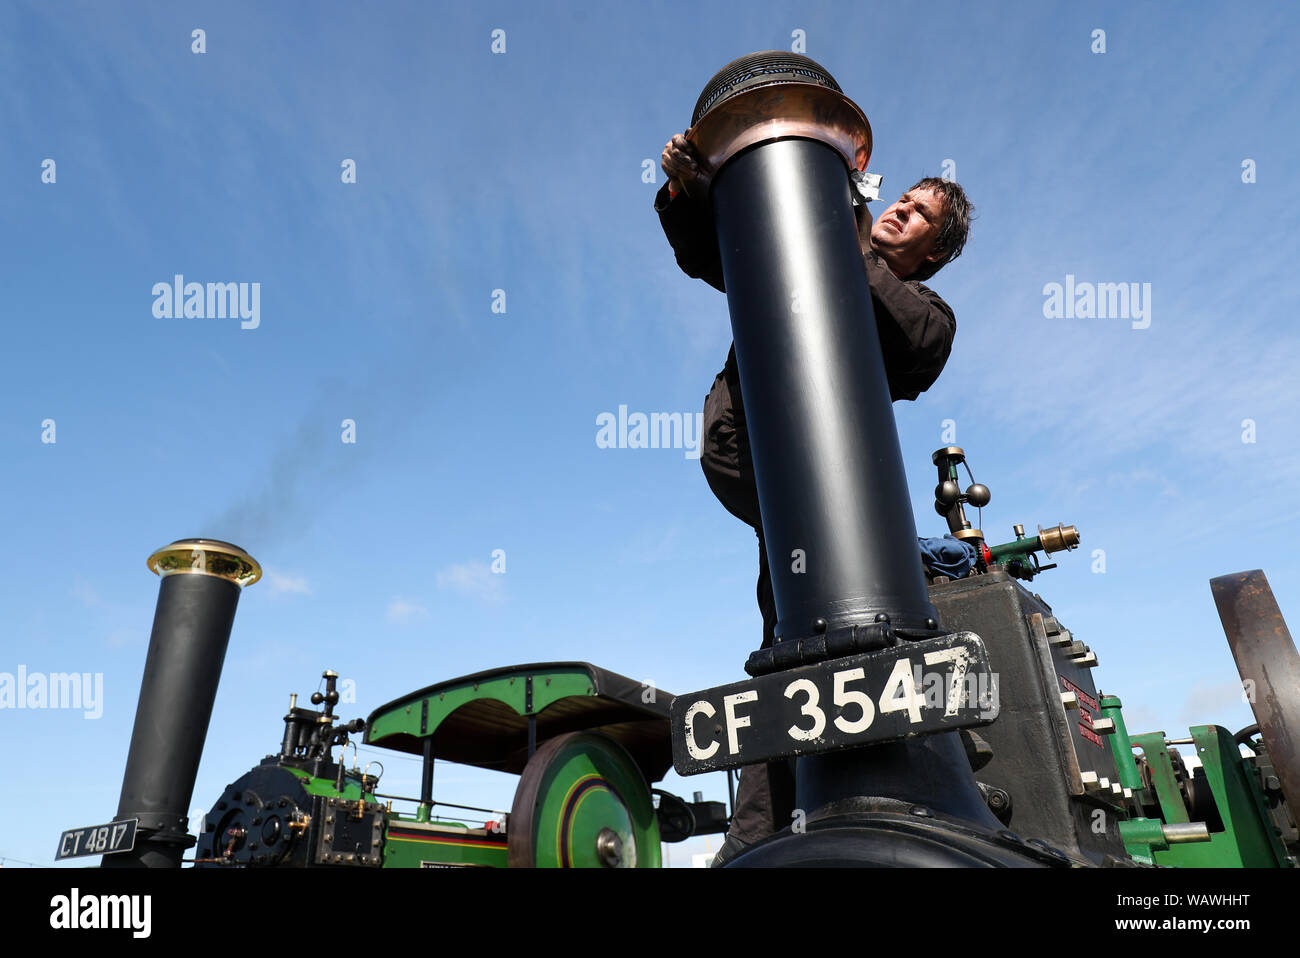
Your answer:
[147,538,262,588]
[686,82,872,195]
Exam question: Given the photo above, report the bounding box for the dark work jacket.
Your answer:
[655,181,957,530]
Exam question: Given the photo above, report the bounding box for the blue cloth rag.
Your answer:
[918,534,977,579]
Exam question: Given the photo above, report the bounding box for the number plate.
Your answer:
[55,819,138,861]
[670,632,996,775]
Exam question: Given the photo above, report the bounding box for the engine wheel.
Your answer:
[508,732,660,868]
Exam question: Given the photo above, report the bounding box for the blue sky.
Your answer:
[2,1,1298,868]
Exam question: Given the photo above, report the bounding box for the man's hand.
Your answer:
[661,133,709,200]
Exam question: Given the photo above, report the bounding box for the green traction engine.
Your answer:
[194,664,725,868]
[62,464,1300,869]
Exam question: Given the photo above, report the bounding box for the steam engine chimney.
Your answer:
[681,53,1048,865]
[102,539,260,868]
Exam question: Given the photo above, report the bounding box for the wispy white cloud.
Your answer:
[386,597,429,624]
[436,561,505,604]
[1120,703,1161,738]
[1181,679,1251,726]
[267,572,312,596]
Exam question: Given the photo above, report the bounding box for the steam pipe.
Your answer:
[102,539,260,868]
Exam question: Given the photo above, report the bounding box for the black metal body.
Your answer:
[712,137,939,644]
[104,572,242,868]
[928,569,1130,864]
[194,761,384,868]
[730,800,1068,868]
[795,733,1000,825]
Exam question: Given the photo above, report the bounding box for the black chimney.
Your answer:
[102,539,260,868]
[678,53,1043,865]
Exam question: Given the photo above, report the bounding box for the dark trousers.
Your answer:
[700,365,796,845]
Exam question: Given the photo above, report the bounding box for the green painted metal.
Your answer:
[1130,732,1191,824]
[514,732,660,868]
[1108,698,1181,863]
[359,664,669,867]
[1100,696,1143,792]
[1103,701,1163,861]
[1124,725,1293,867]
[1149,726,1291,868]
[1118,818,1167,865]
[987,533,1043,565]
[298,773,371,801]
[382,815,508,868]
[366,666,595,743]
[985,530,1056,579]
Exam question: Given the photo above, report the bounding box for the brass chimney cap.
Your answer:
[685,52,872,194]
[691,51,843,128]
[147,538,262,588]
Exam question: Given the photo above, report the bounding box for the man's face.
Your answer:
[870,188,946,279]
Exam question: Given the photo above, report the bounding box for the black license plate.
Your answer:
[55,819,138,860]
[670,632,996,775]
